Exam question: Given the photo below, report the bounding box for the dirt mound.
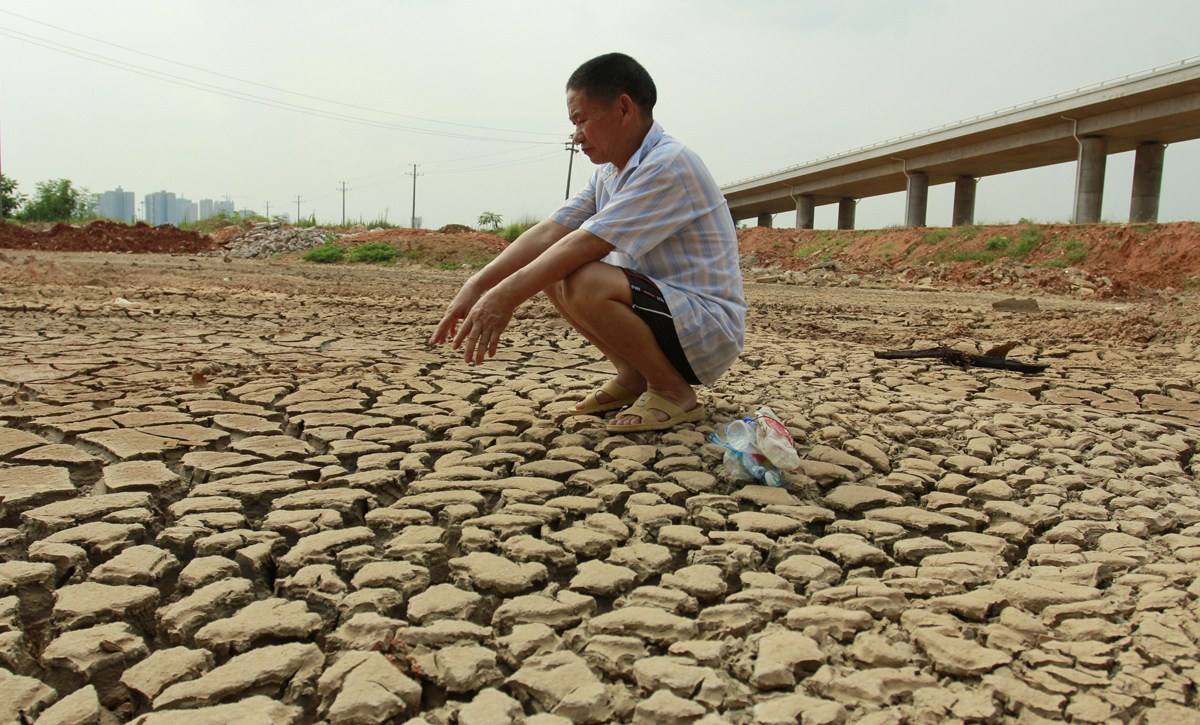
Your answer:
[438,223,474,233]
[739,221,1200,295]
[337,227,507,266]
[0,220,219,254]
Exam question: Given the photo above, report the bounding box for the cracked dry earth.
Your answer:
[1,252,1199,725]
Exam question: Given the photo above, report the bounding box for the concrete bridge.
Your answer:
[723,56,1200,229]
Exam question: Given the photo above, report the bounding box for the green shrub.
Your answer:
[304,244,344,263]
[1007,227,1043,259]
[1059,239,1088,264]
[499,215,540,243]
[922,229,950,244]
[985,235,1010,251]
[348,243,397,263]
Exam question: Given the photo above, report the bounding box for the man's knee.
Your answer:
[561,262,619,311]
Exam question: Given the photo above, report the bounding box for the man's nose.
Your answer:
[571,129,585,144]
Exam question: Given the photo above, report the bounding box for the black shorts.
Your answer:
[621,268,701,385]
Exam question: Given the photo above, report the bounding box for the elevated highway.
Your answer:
[723,57,1200,228]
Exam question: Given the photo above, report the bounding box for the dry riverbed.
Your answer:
[1,251,1198,723]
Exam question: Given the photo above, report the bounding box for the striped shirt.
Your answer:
[551,122,746,385]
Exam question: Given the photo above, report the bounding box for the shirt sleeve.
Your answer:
[549,170,599,230]
[579,153,702,259]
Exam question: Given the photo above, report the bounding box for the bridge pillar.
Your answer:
[1130,142,1165,223]
[837,198,856,230]
[795,195,815,229]
[1072,136,1107,224]
[952,176,976,226]
[905,171,929,227]
[756,213,773,228]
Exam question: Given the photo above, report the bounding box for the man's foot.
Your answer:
[575,373,646,414]
[607,389,705,433]
[610,385,698,428]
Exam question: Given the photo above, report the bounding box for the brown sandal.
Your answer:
[606,391,706,432]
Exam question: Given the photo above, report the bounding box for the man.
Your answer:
[431,53,745,432]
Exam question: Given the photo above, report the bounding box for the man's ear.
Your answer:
[618,94,637,122]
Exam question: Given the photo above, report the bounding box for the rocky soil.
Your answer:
[0,250,1198,723]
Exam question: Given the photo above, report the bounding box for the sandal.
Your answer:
[606,391,706,433]
[574,380,639,416]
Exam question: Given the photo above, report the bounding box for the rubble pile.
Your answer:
[219,223,334,258]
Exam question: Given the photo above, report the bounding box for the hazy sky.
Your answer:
[1,0,1197,229]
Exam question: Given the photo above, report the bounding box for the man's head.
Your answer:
[566,53,657,167]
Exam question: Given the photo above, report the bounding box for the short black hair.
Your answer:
[566,53,656,118]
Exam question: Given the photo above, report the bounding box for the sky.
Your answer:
[1,0,1198,229]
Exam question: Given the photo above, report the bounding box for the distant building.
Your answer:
[199,198,214,221]
[97,187,135,223]
[174,198,197,225]
[144,190,176,226]
[237,208,255,219]
[213,199,235,216]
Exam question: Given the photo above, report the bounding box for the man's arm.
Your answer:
[451,230,613,364]
[472,218,574,292]
[429,219,572,345]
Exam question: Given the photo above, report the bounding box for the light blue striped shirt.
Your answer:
[551,122,746,385]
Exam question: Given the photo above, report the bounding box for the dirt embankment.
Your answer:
[0,220,219,254]
[739,221,1200,294]
[4,219,1197,296]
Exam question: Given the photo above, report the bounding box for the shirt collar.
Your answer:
[604,121,664,185]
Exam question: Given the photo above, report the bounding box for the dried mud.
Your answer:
[0,250,1198,724]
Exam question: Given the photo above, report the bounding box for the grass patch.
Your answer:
[1038,259,1069,269]
[348,243,397,264]
[956,224,979,240]
[1007,227,1043,259]
[499,214,540,243]
[303,244,344,263]
[1059,239,1088,264]
[922,229,951,244]
[985,235,1010,252]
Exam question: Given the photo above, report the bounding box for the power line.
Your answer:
[406,165,422,229]
[0,25,559,145]
[0,8,560,140]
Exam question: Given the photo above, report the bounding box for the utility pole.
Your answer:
[264,201,270,220]
[564,136,579,200]
[294,195,303,223]
[336,181,350,226]
[406,164,422,228]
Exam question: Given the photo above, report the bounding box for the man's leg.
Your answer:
[543,283,647,409]
[556,262,697,425]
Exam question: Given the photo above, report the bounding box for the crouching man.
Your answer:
[431,52,745,433]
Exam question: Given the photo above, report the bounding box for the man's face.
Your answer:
[567,88,627,165]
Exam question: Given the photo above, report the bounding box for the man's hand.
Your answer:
[430,279,484,346]
[451,288,516,365]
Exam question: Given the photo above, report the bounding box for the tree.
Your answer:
[477,211,503,231]
[17,178,92,222]
[0,174,22,220]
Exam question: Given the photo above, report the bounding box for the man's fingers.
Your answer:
[464,332,481,365]
[452,316,474,350]
[487,330,500,358]
[475,331,492,366]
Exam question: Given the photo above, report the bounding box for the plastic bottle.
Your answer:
[721,418,756,452]
[708,431,784,487]
[753,406,801,470]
